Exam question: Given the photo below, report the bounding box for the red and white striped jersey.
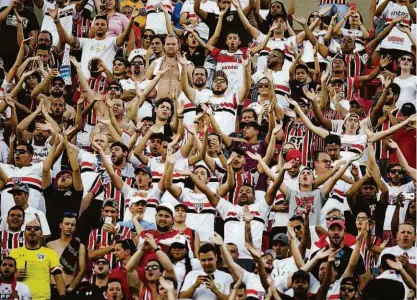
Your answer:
[373,108,400,160]
[319,0,348,4]
[88,225,132,269]
[0,230,25,260]
[283,120,314,166]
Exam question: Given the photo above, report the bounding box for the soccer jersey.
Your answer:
[145,0,172,34]
[216,198,270,259]
[180,0,218,40]
[383,181,415,231]
[378,245,416,269]
[179,188,215,242]
[0,163,45,217]
[0,230,24,260]
[10,246,61,300]
[0,279,31,300]
[252,69,290,108]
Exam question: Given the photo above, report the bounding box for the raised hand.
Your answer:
[144,233,158,249]
[184,124,196,136]
[392,15,406,24]
[293,14,307,26]
[245,242,261,259]
[177,52,187,66]
[131,7,141,20]
[282,159,295,170]
[159,277,174,292]
[302,87,316,102]
[386,258,404,271]
[315,247,334,260]
[284,95,297,107]
[150,123,163,134]
[287,222,296,240]
[157,64,170,76]
[166,145,175,164]
[227,152,236,165]
[209,232,224,246]
[246,151,262,161]
[176,168,194,177]
[243,205,253,223]
[380,55,392,68]
[387,139,399,149]
[14,9,22,23]
[318,5,332,17]
[47,7,58,20]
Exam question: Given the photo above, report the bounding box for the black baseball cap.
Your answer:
[134,164,152,177]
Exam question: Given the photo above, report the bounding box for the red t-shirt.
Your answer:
[109,265,141,300]
[390,128,416,168]
[139,229,179,267]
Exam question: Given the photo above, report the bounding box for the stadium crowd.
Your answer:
[0,0,415,298]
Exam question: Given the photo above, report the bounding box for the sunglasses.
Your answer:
[390,169,402,174]
[143,34,152,39]
[340,287,355,293]
[326,216,341,221]
[64,211,77,217]
[96,260,109,265]
[26,226,41,231]
[132,61,144,66]
[145,265,160,271]
[401,57,413,62]
[294,225,302,231]
[108,86,121,91]
[258,84,269,88]
[14,149,28,154]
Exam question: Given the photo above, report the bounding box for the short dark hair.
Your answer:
[7,206,25,218]
[106,278,124,297]
[295,64,309,74]
[147,258,164,272]
[38,30,53,43]
[16,141,34,155]
[240,183,254,193]
[198,243,216,256]
[271,48,285,59]
[150,34,165,44]
[155,98,172,109]
[380,253,397,271]
[194,165,211,177]
[388,163,402,172]
[95,15,108,23]
[341,276,358,289]
[113,56,130,68]
[231,281,246,290]
[193,66,208,77]
[325,134,341,147]
[35,43,49,52]
[142,116,154,123]
[289,215,304,223]
[110,141,129,154]
[241,108,258,120]
[1,256,16,267]
[231,147,245,156]
[226,31,240,39]
[391,83,401,96]
[115,239,136,255]
[313,151,326,161]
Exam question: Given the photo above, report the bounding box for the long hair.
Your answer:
[168,239,192,276]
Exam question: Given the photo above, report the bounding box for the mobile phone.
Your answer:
[264,100,270,105]
[349,2,356,11]
[104,217,112,224]
[403,193,415,201]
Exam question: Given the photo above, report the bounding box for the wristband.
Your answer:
[178,115,184,119]
[154,247,161,253]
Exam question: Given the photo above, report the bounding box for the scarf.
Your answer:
[60,238,81,275]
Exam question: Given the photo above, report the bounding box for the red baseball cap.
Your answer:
[285,149,302,162]
[328,220,346,230]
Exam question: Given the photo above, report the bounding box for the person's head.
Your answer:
[130,55,145,76]
[272,233,290,259]
[343,113,360,134]
[114,239,135,262]
[327,77,344,98]
[257,77,270,96]
[11,0,23,8]
[380,253,398,272]
[349,99,365,116]
[307,10,320,26]
[212,71,228,95]
[237,184,255,206]
[360,177,378,200]
[325,134,341,161]
[225,31,241,52]
[267,49,285,68]
[24,71,41,90]
[164,35,179,57]
[106,0,120,11]
[110,141,129,166]
[387,163,404,185]
[407,200,416,220]
[340,277,358,300]
[169,234,188,262]
[134,164,153,189]
[91,133,109,152]
[142,29,155,48]
[340,36,355,53]
[193,165,211,185]
[145,259,163,282]
[299,167,315,188]
[325,209,343,227]
[93,258,110,278]
[270,14,287,36]
[384,82,401,105]
[328,220,346,247]
[291,270,310,297]
[289,215,304,240]
[150,34,164,54]
[347,11,363,27]
[260,250,274,273]
[285,149,302,176]
[50,97,66,117]
[192,66,207,89]
[331,55,346,73]
[241,121,260,141]
[295,64,309,83]
[226,243,239,262]
[101,199,119,224]
[8,182,30,208]
[107,82,123,99]
[270,0,286,16]
[141,117,154,135]
[32,120,51,145]
[155,98,172,121]
[217,0,231,10]
[14,142,34,167]
[396,223,416,250]
[398,53,415,72]
[198,243,217,274]
[157,278,178,299]
[156,203,174,232]
[94,16,109,37]
[160,137,172,160]
[185,30,199,48]
[174,203,187,224]
[121,4,133,18]
[6,206,24,231]
[105,278,124,300]
[230,147,246,171]
[241,108,257,123]
[113,57,130,78]
[148,132,163,156]
[230,282,246,300]
[313,152,332,173]
[59,213,77,237]
[318,261,337,283]
[355,209,371,231]
[281,142,296,158]
[0,257,17,280]
[37,30,53,49]
[35,44,49,64]
[50,76,66,98]
[25,219,42,246]
[55,170,73,191]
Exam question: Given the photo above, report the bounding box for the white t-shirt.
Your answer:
[394,75,417,109]
[79,37,120,78]
[179,88,212,127]
[0,206,50,236]
[378,245,417,269]
[174,258,201,290]
[252,69,290,108]
[242,270,266,299]
[181,269,233,300]
[180,0,218,40]
[145,0,172,34]
[383,181,415,231]
[216,198,271,259]
[0,281,31,300]
[42,2,79,47]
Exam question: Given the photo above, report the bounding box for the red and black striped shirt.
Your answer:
[0,230,25,260]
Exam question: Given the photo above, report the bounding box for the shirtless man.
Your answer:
[46,214,86,296]
[145,35,193,100]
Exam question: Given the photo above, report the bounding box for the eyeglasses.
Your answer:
[401,57,413,62]
[294,225,302,231]
[326,216,341,221]
[143,34,152,39]
[389,169,402,174]
[311,14,319,18]
[132,61,144,66]
[145,265,160,271]
[14,149,28,154]
[258,84,269,88]
[64,212,77,217]
[96,260,109,265]
[340,286,355,293]
[108,86,121,91]
[26,226,41,231]
[356,216,368,221]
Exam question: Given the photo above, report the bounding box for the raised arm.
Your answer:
[232,0,260,39]
[16,99,43,142]
[50,8,80,48]
[388,139,416,182]
[193,0,208,20]
[65,134,82,192]
[238,54,251,103]
[322,157,357,197]
[217,156,235,197]
[293,14,329,58]
[303,88,332,130]
[367,114,416,143]
[164,147,183,198]
[42,133,60,189]
[210,233,244,280]
[116,9,139,47]
[206,105,232,148]
[133,124,162,164]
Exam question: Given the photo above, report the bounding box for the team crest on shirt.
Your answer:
[226,15,234,22]
[335,260,340,267]
[193,203,204,213]
[37,254,46,261]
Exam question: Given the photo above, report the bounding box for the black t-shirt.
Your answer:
[182,45,206,67]
[204,11,251,49]
[0,7,39,55]
[351,195,388,238]
[310,246,366,280]
[289,80,317,105]
[43,184,83,240]
[362,278,405,300]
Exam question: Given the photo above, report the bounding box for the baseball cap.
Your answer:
[328,220,346,230]
[263,249,277,260]
[129,195,148,206]
[272,233,290,246]
[240,121,261,131]
[214,70,228,85]
[175,202,188,212]
[171,234,187,246]
[156,203,175,216]
[8,182,29,194]
[102,199,119,211]
[135,165,152,177]
[285,149,302,162]
[292,270,310,284]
